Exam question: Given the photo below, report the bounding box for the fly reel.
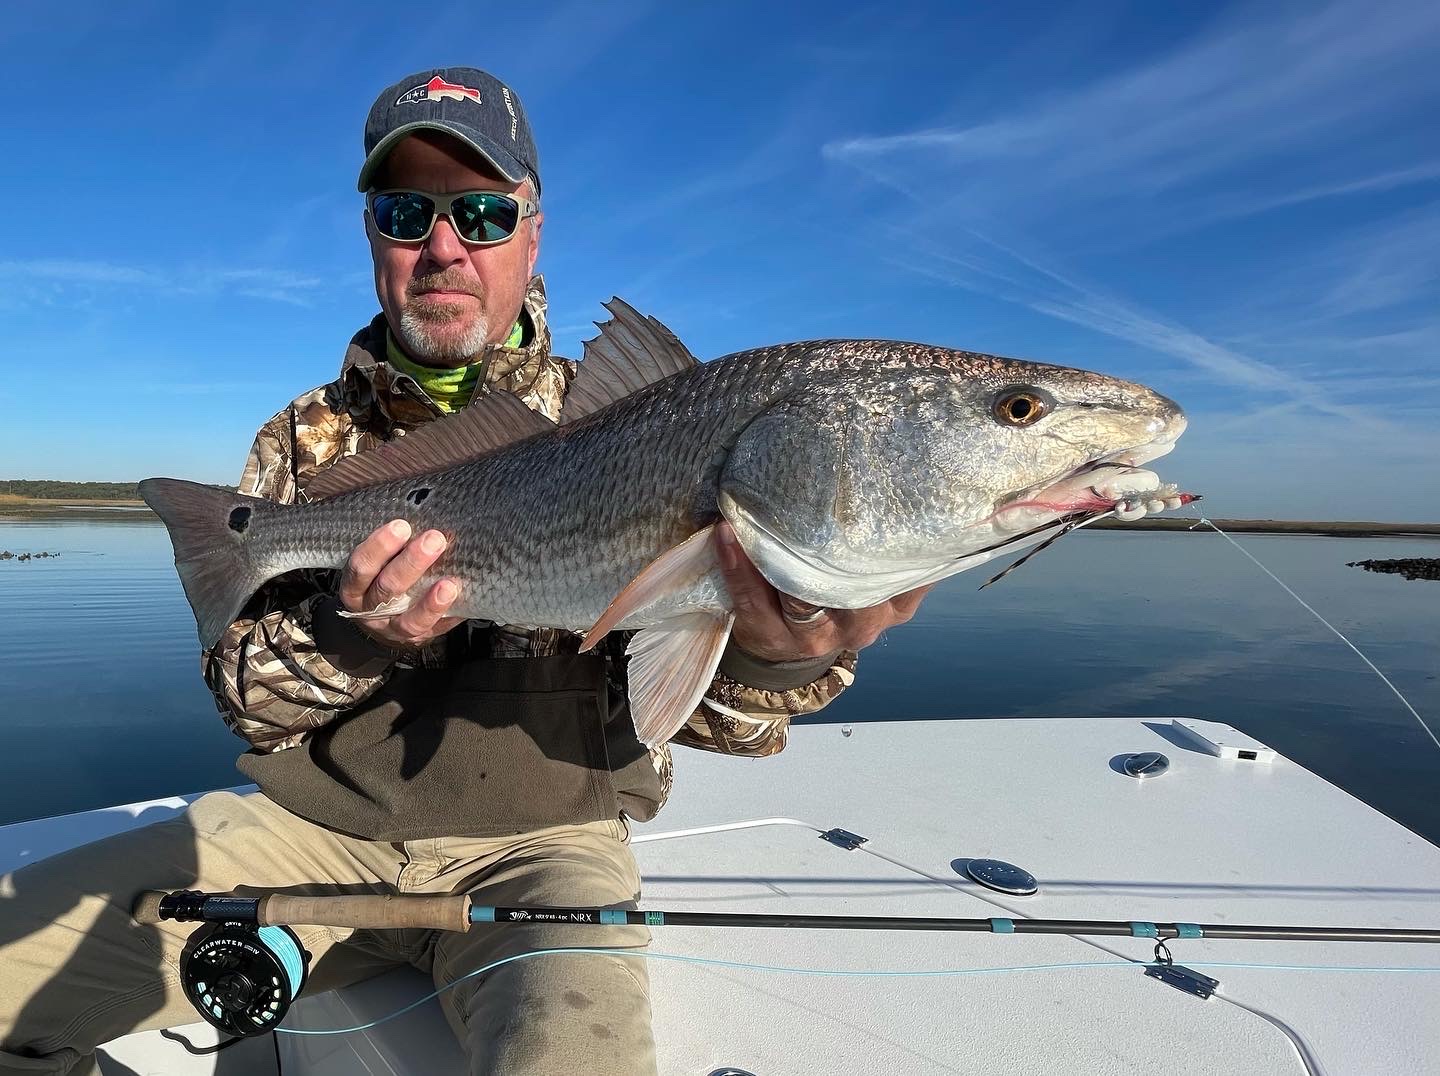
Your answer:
[179,920,309,1037]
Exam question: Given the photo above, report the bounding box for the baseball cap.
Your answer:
[358,67,541,196]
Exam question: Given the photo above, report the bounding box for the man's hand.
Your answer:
[339,519,464,649]
[715,521,932,663]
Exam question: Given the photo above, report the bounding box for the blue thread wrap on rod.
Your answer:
[990,918,1016,934]
[1129,922,1159,938]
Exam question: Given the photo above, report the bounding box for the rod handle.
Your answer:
[258,893,471,932]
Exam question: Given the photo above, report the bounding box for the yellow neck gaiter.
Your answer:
[386,321,525,413]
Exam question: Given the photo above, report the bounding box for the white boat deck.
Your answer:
[4,716,1438,1075]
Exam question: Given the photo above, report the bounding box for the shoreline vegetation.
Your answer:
[2,483,1438,538]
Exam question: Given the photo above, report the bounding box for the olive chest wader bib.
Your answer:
[239,642,664,841]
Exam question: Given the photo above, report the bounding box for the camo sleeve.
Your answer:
[201,406,393,752]
[671,650,859,757]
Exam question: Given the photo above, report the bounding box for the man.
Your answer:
[0,67,929,1075]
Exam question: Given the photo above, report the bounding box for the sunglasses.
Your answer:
[367,189,539,247]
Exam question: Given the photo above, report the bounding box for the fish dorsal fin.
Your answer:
[560,297,700,425]
[306,389,554,500]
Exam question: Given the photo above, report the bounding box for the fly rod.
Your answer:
[133,890,1440,944]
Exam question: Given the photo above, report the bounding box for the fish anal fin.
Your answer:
[560,298,700,424]
[626,611,735,748]
[580,525,717,651]
[306,391,554,500]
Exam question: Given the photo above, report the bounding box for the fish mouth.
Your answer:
[994,414,1187,522]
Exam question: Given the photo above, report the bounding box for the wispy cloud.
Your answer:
[0,261,166,287]
[823,0,1439,434]
[1180,162,1440,232]
[824,0,1440,231]
[0,259,329,307]
[886,231,1390,424]
[1316,202,1440,317]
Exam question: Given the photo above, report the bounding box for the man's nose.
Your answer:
[419,213,469,269]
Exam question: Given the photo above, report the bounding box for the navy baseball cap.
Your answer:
[358,67,541,196]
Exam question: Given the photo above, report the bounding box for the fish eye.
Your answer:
[993,387,1051,427]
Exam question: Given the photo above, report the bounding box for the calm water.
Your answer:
[2,515,1438,843]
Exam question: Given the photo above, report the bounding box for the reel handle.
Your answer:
[132,890,471,932]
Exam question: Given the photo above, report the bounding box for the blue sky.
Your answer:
[1,0,1436,520]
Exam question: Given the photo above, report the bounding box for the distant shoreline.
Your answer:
[2,494,1437,538]
[1091,518,1440,537]
[0,496,145,508]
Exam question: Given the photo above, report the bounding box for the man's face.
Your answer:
[367,131,542,367]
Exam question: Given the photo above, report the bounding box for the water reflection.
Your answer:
[1,518,1437,844]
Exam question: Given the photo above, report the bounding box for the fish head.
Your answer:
[938,354,1188,525]
[719,343,1187,607]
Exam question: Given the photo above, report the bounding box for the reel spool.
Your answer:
[179,921,309,1037]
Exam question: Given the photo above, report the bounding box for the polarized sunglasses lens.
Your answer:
[372,192,435,241]
[450,193,521,243]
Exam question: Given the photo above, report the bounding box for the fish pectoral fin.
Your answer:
[336,594,414,621]
[580,524,718,651]
[626,611,735,748]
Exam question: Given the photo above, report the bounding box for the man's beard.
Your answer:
[396,270,493,366]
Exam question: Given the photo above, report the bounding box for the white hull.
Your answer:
[4,716,1437,1074]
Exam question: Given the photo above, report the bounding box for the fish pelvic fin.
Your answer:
[580,525,719,651]
[626,611,735,748]
[560,298,700,424]
[336,594,414,620]
[138,478,273,649]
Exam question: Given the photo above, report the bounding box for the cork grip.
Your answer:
[130,890,472,932]
[132,890,166,925]
[258,893,471,932]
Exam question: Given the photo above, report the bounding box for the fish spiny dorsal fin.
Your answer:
[306,389,555,500]
[560,297,700,425]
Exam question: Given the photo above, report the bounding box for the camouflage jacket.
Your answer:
[202,276,857,808]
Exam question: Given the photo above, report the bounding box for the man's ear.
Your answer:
[526,213,543,276]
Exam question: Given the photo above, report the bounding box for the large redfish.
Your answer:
[141,300,1191,746]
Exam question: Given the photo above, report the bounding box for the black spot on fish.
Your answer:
[228,506,251,534]
[563,990,595,1011]
[406,486,432,506]
[589,1022,613,1040]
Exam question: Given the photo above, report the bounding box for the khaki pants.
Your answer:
[0,790,655,1076]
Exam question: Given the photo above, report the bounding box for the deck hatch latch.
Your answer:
[819,828,868,850]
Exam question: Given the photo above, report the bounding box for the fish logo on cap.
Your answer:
[396,75,482,106]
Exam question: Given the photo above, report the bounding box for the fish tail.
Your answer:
[138,478,276,648]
